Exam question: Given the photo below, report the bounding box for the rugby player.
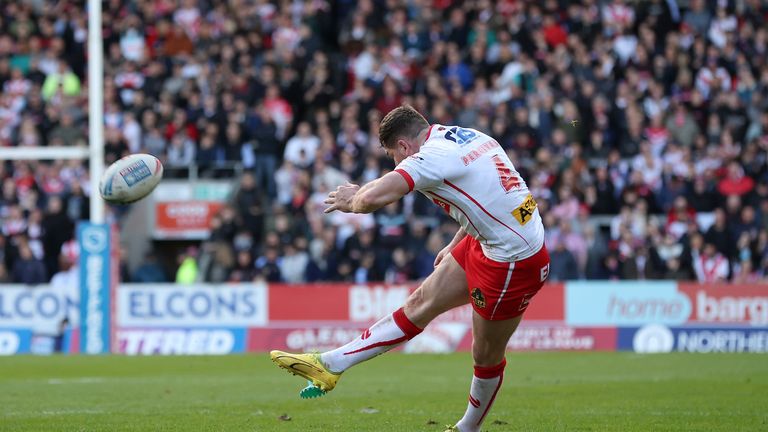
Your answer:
[271,105,549,431]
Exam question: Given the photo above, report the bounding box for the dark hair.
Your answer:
[378,105,429,149]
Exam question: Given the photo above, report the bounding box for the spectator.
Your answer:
[47,112,83,146]
[384,247,413,284]
[166,133,196,168]
[548,242,579,281]
[132,253,168,283]
[283,122,320,169]
[41,60,80,100]
[12,243,46,284]
[1,0,767,286]
[718,162,755,197]
[693,242,729,283]
[280,239,309,284]
[175,247,198,284]
[255,247,282,282]
[249,105,280,198]
[230,249,258,283]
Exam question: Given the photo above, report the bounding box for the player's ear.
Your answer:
[397,138,409,155]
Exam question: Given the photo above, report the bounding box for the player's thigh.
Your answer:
[471,310,523,367]
[403,254,468,328]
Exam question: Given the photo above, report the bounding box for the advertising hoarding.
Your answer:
[1,281,764,355]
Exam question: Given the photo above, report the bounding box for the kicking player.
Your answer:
[271,106,549,432]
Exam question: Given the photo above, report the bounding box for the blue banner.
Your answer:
[618,325,768,353]
[0,329,32,354]
[77,223,113,354]
[116,284,268,327]
[565,281,691,326]
[115,327,246,355]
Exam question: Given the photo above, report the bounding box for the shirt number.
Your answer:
[492,155,520,192]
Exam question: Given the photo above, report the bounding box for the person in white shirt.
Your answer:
[694,242,729,283]
[283,121,320,168]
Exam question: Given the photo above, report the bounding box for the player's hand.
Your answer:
[324,182,360,213]
[434,245,453,267]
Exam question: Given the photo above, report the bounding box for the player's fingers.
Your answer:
[434,253,443,268]
[328,191,337,198]
[324,197,335,204]
[324,205,338,214]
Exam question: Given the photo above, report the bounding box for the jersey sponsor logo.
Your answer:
[461,140,500,165]
[519,293,534,311]
[432,197,451,214]
[471,288,486,309]
[443,126,479,146]
[512,194,538,226]
[540,263,550,282]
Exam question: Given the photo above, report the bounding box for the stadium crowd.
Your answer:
[0,0,767,285]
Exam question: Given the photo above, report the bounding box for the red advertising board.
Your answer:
[258,283,573,353]
[267,283,564,324]
[154,201,223,239]
[246,324,615,353]
[248,327,367,353]
[268,284,351,322]
[524,283,564,320]
[678,283,768,326]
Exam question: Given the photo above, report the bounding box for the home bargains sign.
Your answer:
[564,282,768,327]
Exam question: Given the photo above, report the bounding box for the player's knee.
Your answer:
[472,339,505,367]
[403,288,438,327]
[404,288,425,311]
[402,290,422,320]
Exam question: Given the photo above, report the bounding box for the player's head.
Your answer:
[379,105,429,164]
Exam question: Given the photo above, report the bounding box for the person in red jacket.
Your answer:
[718,161,755,196]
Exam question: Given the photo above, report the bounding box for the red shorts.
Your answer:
[451,236,550,321]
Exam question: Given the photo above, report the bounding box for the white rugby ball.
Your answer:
[99,153,163,204]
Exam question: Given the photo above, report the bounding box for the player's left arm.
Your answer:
[324,171,410,214]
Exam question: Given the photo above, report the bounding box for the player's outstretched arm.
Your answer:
[324,171,410,214]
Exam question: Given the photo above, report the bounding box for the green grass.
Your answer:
[1,353,766,431]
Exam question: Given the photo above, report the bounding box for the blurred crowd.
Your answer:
[0,0,767,285]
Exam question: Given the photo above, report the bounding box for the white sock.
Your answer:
[321,307,422,373]
[455,359,506,432]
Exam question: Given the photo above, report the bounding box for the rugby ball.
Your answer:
[99,153,163,204]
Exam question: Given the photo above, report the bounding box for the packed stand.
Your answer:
[0,0,767,286]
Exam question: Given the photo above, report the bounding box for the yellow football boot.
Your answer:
[270,350,342,392]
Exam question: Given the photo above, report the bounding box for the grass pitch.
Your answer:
[1,353,766,431]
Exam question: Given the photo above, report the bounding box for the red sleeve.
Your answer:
[394,169,414,192]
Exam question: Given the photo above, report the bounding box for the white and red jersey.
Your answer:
[394,124,545,262]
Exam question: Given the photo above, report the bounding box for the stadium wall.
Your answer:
[0,282,766,355]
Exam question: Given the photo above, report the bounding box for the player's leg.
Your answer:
[454,312,522,432]
[270,253,469,391]
[320,254,469,373]
[452,241,550,431]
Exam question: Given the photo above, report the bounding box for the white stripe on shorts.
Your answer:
[489,262,515,320]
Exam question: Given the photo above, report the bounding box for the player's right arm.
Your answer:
[434,227,467,267]
[324,171,411,214]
